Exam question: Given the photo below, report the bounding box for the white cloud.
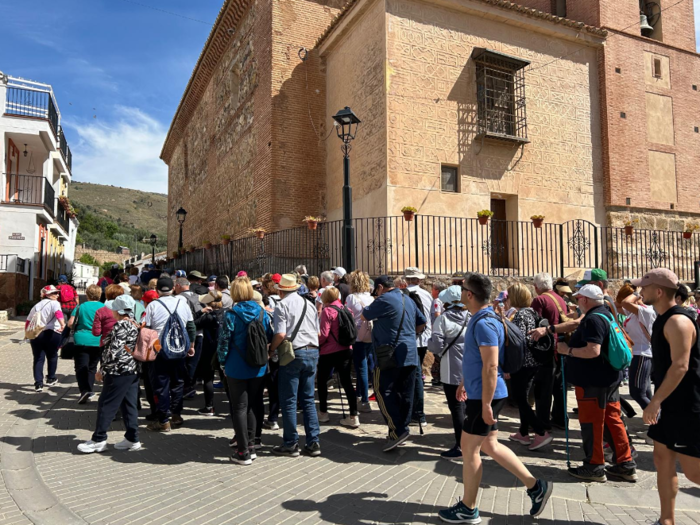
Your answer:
[695,0,700,52]
[66,106,168,194]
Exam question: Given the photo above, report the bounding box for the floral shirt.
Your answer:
[101,319,139,375]
[511,307,539,368]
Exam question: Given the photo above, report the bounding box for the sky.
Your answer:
[1,0,700,195]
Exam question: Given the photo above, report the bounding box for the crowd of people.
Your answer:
[23,262,700,525]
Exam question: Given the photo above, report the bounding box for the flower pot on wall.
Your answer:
[403,211,415,222]
[478,216,489,226]
[624,226,634,237]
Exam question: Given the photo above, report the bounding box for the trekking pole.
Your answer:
[336,372,346,418]
[561,355,571,469]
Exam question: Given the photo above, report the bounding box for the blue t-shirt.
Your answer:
[362,288,427,368]
[462,306,508,400]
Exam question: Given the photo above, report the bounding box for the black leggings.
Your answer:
[317,349,357,416]
[227,376,265,453]
[629,355,653,410]
[442,383,466,447]
[510,366,547,436]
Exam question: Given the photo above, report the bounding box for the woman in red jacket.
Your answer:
[318,287,359,428]
[92,284,124,346]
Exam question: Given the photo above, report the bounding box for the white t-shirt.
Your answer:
[128,275,139,285]
[28,299,64,333]
[346,292,374,328]
[144,295,193,337]
[407,284,433,346]
[623,304,656,357]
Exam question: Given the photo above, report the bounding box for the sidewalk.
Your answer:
[0,324,698,525]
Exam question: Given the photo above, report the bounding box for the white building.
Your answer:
[0,72,78,307]
[72,261,99,291]
[123,251,168,273]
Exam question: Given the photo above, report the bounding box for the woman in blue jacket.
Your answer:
[217,278,273,465]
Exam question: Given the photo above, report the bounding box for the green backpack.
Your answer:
[592,313,633,371]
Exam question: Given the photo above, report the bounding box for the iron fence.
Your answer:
[169,216,700,281]
[5,87,59,135]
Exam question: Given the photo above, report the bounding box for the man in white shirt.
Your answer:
[316,271,334,315]
[144,277,195,432]
[404,267,433,426]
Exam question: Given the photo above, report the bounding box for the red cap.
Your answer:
[237,271,248,278]
[143,290,159,305]
[271,273,282,284]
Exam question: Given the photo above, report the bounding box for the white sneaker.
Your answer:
[317,410,330,423]
[358,402,372,413]
[114,439,142,451]
[339,415,360,428]
[77,440,107,454]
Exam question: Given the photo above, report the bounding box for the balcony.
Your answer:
[5,87,59,136]
[57,208,70,235]
[3,174,55,216]
[58,127,72,171]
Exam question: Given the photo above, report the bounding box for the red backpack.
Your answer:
[59,284,75,303]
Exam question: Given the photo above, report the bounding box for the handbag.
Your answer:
[277,300,308,366]
[60,305,79,360]
[373,296,406,372]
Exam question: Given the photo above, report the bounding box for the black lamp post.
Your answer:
[176,207,187,251]
[332,106,361,272]
[149,233,158,266]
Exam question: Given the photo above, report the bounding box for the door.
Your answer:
[5,139,20,202]
[490,198,509,269]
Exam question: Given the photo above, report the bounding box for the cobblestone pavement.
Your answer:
[0,321,698,524]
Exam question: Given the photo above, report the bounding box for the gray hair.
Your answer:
[534,272,553,292]
[175,278,190,287]
[295,265,308,276]
[432,282,448,292]
[320,271,334,285]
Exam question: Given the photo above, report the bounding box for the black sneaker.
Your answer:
[78,392,91,404]
[568,465,606,483]
[45,378,58,387]
[383,431,410,452]
[304,442,321,457]
[35,385,43,393]
[248,446,257,460]
[230,450,252,465]
[605,464,638,482]
[197,407,215,416]
[440,445,462,459]
[527,479,553,517]
[254,437,263,450]
[272,444,300,457]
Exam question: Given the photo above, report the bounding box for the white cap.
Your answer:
[573,284,604,301]
[332,267,346,278]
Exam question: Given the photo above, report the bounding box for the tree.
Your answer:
[79,253,98,265]
[101,261,120,274]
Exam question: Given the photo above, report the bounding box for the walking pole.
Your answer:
[561,355,571,469]
[336,372,346,418]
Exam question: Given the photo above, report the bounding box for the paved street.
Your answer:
[0,320,698,525]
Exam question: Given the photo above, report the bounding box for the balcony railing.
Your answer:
[5,87,59,136]
[3,174,55,216]
[57,208,70,234]
[58,127,72,171]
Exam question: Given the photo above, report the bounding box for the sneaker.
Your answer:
[432,378,442,387]
[197,407,215,416]
[529,432,554,451]
[248,447,257,460]
[229,437,237,448]
[358,402,372,413]
[146,421,171,433]
[317,410,330,423]
[254,437,263,450]
[527,479,553,517]
[183,389,196,400]
[78,392,92,404]
[230,450,252,465]
[326,379,335,390]
[605,464,638,482]
[272,444,300,457]
[35,385,43,393]
[171,415,184,427]
[262,420,279,430]
[77,440,107,454]
[304,442,321,457]
[213,381,224,389]
[568,465,606,482]
[438,500,481,524]
[631,445,639,459]
[509,432,531,445]
[339,415,360,428]
[440,445,462,459]
[383,431,410,452]
[45,378,58,387]
[368,393,377,402]
[114,439,142,451]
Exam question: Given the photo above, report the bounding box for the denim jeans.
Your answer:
[30,330,61,387]
[278,347,320,447]
[374,365,417,440]
[149,354,186,423]
[352,341,374,403]
[411,347,427,422]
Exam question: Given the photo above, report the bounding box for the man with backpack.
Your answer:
[144,277,196,432]
[404,267,432,427]
[439,273,552,523]
[555,284,637,483]
[174,278,204,400]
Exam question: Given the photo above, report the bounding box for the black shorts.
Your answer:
[462,398,507,436]
[648,412,700,459]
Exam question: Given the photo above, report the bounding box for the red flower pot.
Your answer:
[306,221,318,230]
[624,226,634,237]
[683,231,692,239]
[532,218,544,229]
[204,243,212,250]
[403,211,415,222]
[255,231,265,240]
[222,239,231,245]
[478,216,490,226]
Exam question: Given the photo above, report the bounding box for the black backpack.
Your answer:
[404,289,426,317]
[482,313,526,374]
[329,305,358,346]
[234,308,269,367]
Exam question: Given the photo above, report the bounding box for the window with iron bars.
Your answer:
[473,48,530,144]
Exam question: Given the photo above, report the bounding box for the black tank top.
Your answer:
[651,305,700,414]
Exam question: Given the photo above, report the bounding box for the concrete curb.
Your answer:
[0,385,86,525]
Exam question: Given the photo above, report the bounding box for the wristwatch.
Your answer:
[548,324,556,334]
[568,347,574,356]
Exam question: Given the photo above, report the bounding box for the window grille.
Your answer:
[473,48,529,144]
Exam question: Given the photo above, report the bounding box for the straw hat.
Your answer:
[274,274,301,292]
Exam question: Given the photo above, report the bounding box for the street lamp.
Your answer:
[332,106,361,272]
[176,207,187,251]
[149,233,158,266]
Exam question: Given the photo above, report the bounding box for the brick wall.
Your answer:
[74,247,121,265]
[0,273,29,311]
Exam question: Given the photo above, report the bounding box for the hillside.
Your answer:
[70,182,168,256]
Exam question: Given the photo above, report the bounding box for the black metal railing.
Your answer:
[57,208,70,234]
[4,174,44,205]
[58,126,72,171]
[44,179,55,215]
[5,87,59,135]
[169,216,700,281]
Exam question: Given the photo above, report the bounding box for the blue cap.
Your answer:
[439,285,463,306]
[58,274,68,283]
[207,275,217,282]
[175,270,186,278]
[111,295,135,315]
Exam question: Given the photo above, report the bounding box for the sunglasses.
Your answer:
[461,285,475,294]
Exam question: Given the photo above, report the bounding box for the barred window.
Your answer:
[473,48,530,144]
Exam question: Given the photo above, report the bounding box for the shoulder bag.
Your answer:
[277,299,308,366]
[60,305,80,360]
[543,292,573,323]
[373,296,406,371]
[439,313,469,358]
